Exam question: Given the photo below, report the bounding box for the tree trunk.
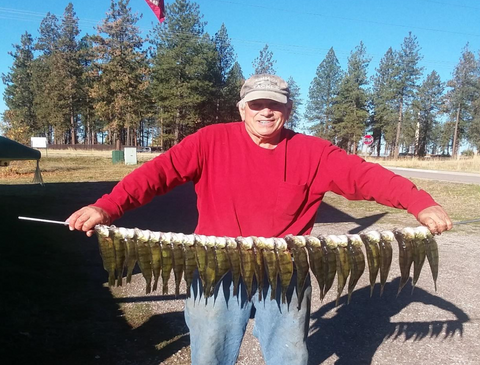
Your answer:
[394,97,403,159]
[452,103,461,159]
[70,106,76,145]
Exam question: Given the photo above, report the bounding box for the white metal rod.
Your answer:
[18,216,68,226]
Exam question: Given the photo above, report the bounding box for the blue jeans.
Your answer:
[185,270,311,365]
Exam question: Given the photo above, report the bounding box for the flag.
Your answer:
[145,0,165,23]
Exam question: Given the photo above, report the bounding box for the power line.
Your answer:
[211,0,480,38]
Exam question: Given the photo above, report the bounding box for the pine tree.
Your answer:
[412,71,444,156]
[222,62,244,122]
[214,23,238,123]
[55,3,83,144]
[371,47,399,155]
[393,32,424,158]
[1,32,38,143]
[305,47,342,141]
[151,0,218,147]
[332,42,371,154]
[91,0,149,148]
[78,34,99,144]
[252,44,276,75]
[445,45,479,157]
[33,12,61,143]
[286,76,301,130]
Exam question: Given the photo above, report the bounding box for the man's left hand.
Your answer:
[417,205,453,235]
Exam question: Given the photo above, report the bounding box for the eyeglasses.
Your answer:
[247,100,285,111]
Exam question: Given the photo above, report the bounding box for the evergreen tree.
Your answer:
[222,61,244,122]
[213,23,239,123]
[393,32,424,158]
[305,47,342,141]
[151,0,217,147]
[55,3,83,144]
[33,12,61,143]
[412,70,444,156]
[252,44,276,75]
[286,76,301,130]
[1,32,38,143]
[332,42,371,154]
[78,34,99,144]
[91,0,149,148]
[371,47,399,155]
[445,45,479,157]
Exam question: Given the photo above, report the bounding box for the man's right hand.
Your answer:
[67,206,111,237]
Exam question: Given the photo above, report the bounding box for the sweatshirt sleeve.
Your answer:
[317,143,438,218]
[92,131,203,222]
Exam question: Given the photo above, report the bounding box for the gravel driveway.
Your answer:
[108,197,480,365]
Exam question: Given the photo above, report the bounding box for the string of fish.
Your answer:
[95,225,438,306]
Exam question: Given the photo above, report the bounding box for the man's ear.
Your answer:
[239,106,246,120]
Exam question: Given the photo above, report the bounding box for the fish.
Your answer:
[237,237,256,300]
[148,231,162,292]
[394,227,415,296]
[411,227,428,293]
[286,235,310,307]
[422,227,439,291]
[111,226,127,287]
[262,237,279,300]
[95,225,117,287]
[159,232,173,295]
[252,237,266,301]
[274,238,294,304]
[123,228,137,284]
[360,230,381,297]
[322,235,337,299]
[214,237,231,293]
[378,231,394,296]
[134,228,153,294]
[346,234,366,304]
[171,233,186,297]
[332,235,350,306]
[194,234,208,294]
[225,237,241,297]
[204,236,218,298]
[182,234,197,297]
[305,235,324,300]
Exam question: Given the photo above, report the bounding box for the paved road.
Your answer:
[387,167,480,185]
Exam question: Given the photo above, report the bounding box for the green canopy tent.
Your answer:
[0,136,44,184]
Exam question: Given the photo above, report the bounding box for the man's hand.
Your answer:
[67,206,111,237]
[417,205,453,235]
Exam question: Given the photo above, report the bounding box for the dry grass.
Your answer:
[366,155,480,174]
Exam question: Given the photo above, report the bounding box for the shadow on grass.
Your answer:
[307,278,469,365]
[0,182,197,365]
[316,201,388,233]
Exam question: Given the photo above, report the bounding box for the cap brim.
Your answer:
[244,91,287,104]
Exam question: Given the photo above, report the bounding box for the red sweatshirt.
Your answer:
[93,122,437,237]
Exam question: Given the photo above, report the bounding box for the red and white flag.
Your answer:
[145,0,165,22]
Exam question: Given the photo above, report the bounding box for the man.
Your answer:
[68,74,452,365]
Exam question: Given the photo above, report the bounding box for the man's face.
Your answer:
[240,99,291,148]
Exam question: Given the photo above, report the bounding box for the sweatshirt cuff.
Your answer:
[406,189,439,218]
[91,195,123,223]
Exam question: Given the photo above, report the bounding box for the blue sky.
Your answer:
[1,0,479,132]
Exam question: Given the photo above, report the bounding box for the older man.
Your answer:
[68,74,452,365]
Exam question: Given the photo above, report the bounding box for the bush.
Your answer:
[461,149,475,157]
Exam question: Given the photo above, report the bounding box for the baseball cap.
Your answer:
[240,74,290,104]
